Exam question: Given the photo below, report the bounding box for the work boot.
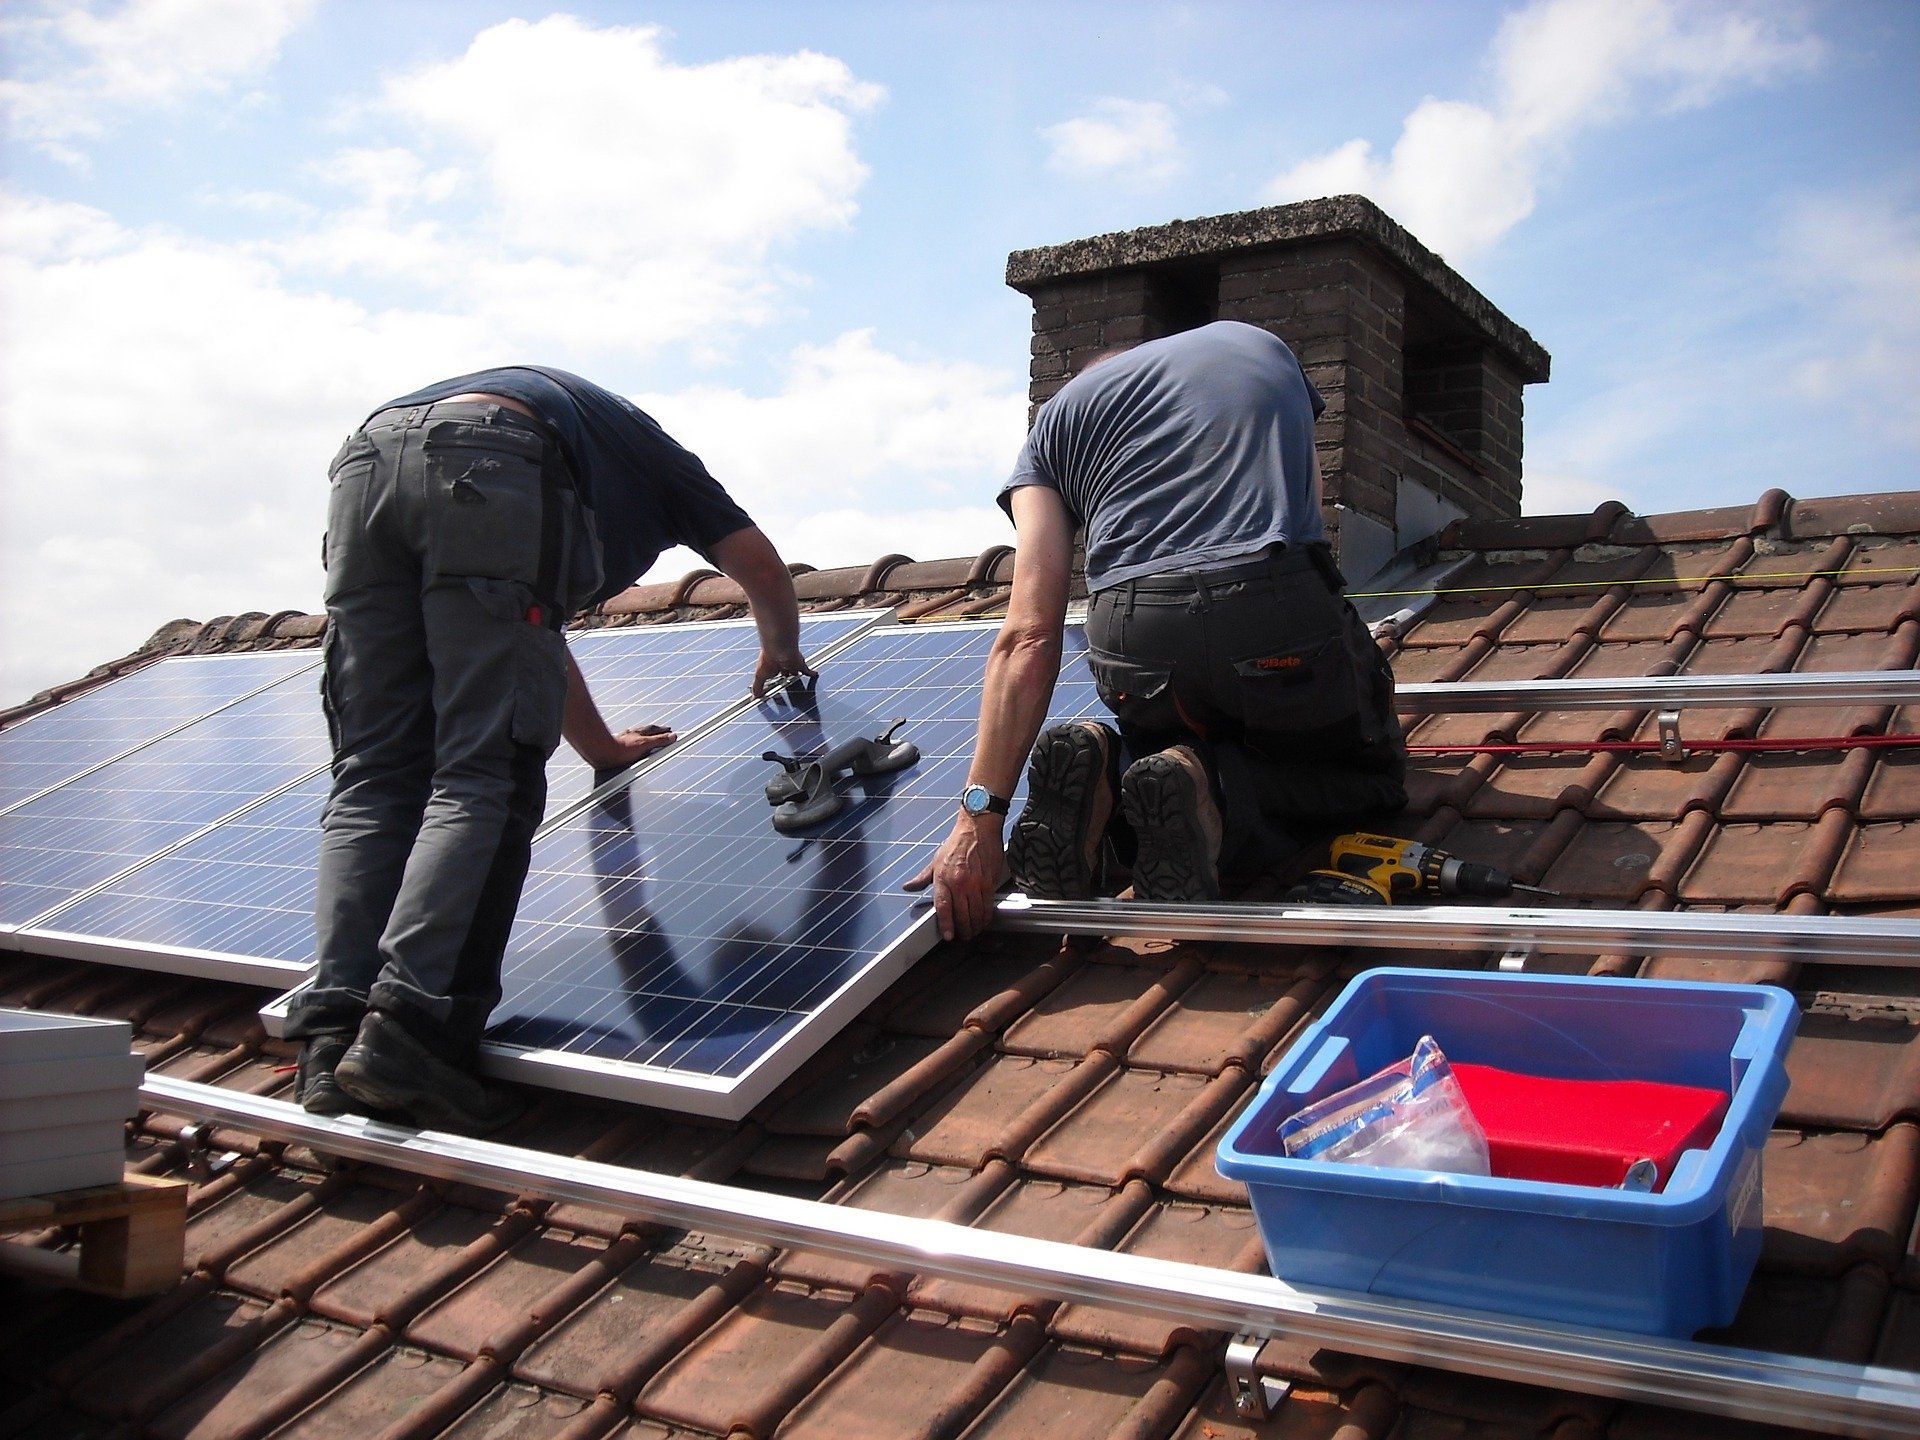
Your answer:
[1121,745,1223,902]
[1007,721,1119,900]
[295,1033,354,1117]
[334,1011,526,1136]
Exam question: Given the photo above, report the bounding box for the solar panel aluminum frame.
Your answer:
[0,651,321,818]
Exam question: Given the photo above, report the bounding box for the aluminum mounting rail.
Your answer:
[1396,668,1920,714]
[992,897,1920,967]
[142,1074,1918,1438]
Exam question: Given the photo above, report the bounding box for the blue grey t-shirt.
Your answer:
[377,366,754,607]
[999,321,1326,590]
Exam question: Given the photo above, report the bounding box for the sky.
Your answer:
[2,0,1916,707]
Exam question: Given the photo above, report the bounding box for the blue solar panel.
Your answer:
[0,668,332,928]
[546,612,880,818]
[0,653,316,814]
[21,612,884,974]
[476,621,1106,1115]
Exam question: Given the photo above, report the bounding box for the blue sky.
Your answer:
[2,0,1915,705]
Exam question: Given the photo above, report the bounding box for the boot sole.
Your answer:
[1122,756,1220,903]
[335,1055,525,1135]
[1008,726,1109,900]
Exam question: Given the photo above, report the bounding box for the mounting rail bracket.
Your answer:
[1657,709,1687,764]
[1225,1334,1292,1420]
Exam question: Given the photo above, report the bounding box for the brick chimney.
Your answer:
[1005,196,1551,582]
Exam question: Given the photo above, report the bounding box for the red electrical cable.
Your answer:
[1407,733,1920,757]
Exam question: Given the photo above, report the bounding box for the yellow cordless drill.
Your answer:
[1284,832,1559,905]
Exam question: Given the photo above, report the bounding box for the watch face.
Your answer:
[962,784,989,815]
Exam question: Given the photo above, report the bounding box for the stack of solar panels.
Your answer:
[0,1009,142,1199]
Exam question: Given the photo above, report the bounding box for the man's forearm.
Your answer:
[968,627,1064,799]
[709,526,801,655]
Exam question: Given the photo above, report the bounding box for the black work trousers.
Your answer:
[1084,543,1407,877]
[287,401,599,1061]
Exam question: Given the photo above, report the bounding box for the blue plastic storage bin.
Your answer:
[1216,969,1798,1337]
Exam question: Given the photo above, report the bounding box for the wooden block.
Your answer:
[0,1174,186,1297]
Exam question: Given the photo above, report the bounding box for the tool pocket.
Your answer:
[465,577,568,753]
[1230,628,1366,736]
[321,434,380,597]
[423,420,549,587]
[1088,647,1181,733]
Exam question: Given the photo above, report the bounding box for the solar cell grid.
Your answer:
[17,612,883,976]
[481,621,1105,1110]
[32,773,330,968]
[0,669,332,928]
[546,612,879,818]
[0,652,317,813]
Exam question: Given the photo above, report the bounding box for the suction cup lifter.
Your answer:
[764,720,919,833]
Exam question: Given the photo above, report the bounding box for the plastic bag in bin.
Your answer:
[1280,1035,1492,1176]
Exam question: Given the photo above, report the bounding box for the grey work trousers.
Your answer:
[287,401,596,1060]
[1084,543,1407,877]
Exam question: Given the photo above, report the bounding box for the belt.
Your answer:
[1116,543,1324,594]
[361,397,548,436]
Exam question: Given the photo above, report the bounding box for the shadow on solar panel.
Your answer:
[455,622,1106,1118]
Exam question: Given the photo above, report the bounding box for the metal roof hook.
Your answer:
[1657,709,1687,764]
[1225,1334,1292,1420]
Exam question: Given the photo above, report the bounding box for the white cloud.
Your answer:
[268,17,884,358]
[1043,98,1182,183]
[634,330,1028,574]
[0,193,490,705]
[1265,0,1821,261]
[1,0,316,158]
[1776,190,1920,447]
[0,210,1025,706]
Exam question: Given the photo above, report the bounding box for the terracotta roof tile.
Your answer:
[635,1279,897,1436]
[1701,1263,1892,1364]
[1782,1012,1920,1130]
[144,1316,375,1439]
[512,1245,764,1400]
[906,1178,1149,1323]
[1168,1375,1399,1440]
[1764,1124,1920,1277]
[310,1203,535,1329]
[1049,1200,1263,1356]
[1829,821,1920,906]
[776,1310,1040,1440]
[958,1341,1215,1438]
[272,1343,470,1437]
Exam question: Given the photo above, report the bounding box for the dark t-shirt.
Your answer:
[999,321,1326,590]
[378,366,753,606]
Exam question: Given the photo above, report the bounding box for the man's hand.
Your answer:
[751,646,816,699]
[903,814,1006,942]
[570,723,675,773]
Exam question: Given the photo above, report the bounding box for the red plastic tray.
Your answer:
[1453,1062,1729,1189]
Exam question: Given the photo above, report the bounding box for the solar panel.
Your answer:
[447,620,1107,1116]
[546,611,883,819]
[0,652,317,814]
[16,612,888,981]
[0,667,332,931]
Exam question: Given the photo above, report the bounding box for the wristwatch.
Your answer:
[960,784,1010,818]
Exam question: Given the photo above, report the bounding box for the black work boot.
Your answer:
[334,1011,526,1136]
[1120,745,1224,902]
[296,1033,355,1117]
[1007,721,1120,900]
